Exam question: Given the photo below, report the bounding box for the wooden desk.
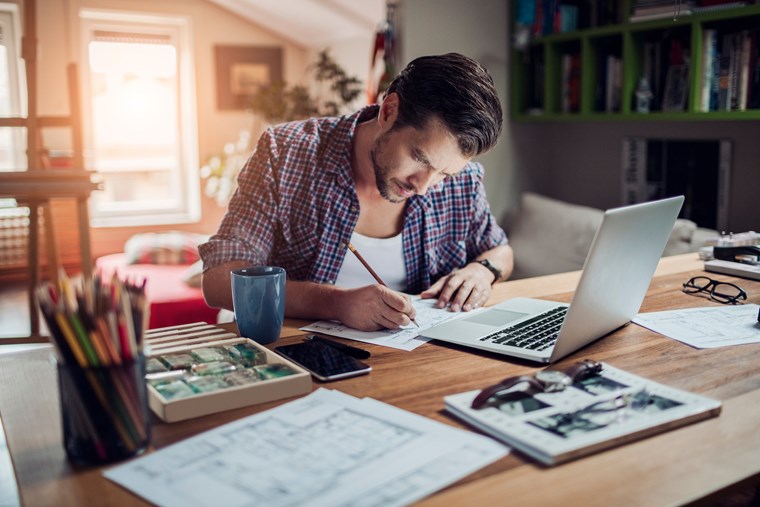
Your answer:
[2,253,759,506]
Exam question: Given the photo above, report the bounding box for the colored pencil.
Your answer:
[35,269,151,461]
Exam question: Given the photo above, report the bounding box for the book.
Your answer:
[629,1,695,22]
[710,30,721,111]
[729,32,741,110]
[750,28,760,109]
[561,53,580,113]
[444,362,722,466]
[662,38,689,111]
[605,55,621,112]
[738,30,751,111]
[719,33,734,110]
[700,29,717,112]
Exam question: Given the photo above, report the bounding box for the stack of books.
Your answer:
[515,0,622,35]
[630,0,695,22]
[700,27,760,112]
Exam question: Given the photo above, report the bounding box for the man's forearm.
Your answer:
[284,280,347,321]
[474,244,515,283]
[201,260,252,310]
[202,262,347,320]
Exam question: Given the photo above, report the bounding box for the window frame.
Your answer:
[79,9,200,228]
[0,2,27,171]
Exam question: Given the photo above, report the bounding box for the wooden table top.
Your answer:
[2,253,760,506]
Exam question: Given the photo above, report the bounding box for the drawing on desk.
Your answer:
[633,304,760,349]
[104,389,508,507]
[301,298,479,351]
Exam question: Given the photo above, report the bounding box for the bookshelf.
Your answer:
[511,1,760,121]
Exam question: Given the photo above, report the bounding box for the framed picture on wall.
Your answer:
[214,45,283,110]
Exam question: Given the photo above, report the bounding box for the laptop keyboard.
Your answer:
[479,306,568,352]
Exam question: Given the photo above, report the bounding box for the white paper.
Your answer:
[104,389,508,507]
[633,304,760,349]
[301,298,480,351]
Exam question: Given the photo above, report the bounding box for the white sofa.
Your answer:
[503,192,715,280]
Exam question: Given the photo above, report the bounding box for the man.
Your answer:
[200,53,513,331]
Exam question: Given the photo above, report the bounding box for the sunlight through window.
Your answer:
[82,12,199,227]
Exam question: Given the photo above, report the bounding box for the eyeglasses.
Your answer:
[682,276,747,305]
[530,389,660,435]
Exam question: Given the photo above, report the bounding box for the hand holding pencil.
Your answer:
[343,242,419,328]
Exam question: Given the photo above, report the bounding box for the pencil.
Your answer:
[343,241,419,327]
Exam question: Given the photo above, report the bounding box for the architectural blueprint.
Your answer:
[634,304,760,348]
[105,389,508,507]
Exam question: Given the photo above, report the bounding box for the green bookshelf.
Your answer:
[510,2,760,121]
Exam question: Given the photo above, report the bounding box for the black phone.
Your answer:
[274,341,371,381]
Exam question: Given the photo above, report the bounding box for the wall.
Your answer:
[398,0,514,225]
[400,1,760,234]
[516,120,760,233]
[36,0,309,259]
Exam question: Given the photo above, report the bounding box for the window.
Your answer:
[0,3,26,172]
[80,10,200,227]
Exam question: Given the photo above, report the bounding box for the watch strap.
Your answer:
[471,360,604,410]
[474,259,501,285]
[562,360,603,382]
[471,375,543,409]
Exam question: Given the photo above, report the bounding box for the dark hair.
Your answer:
[385,53,502,157]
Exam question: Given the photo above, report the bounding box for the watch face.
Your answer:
[535,370,572,392]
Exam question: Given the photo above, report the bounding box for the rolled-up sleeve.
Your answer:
[198,129,279,271]
[466,170,508,259]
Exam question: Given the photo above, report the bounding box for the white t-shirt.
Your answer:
[335,231,407,291]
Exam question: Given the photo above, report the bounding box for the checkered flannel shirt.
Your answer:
[199,106,508,294]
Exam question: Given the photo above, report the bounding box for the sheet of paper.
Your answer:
[633,304,760,349]
[300,298,480,351]
[104,388,508,507]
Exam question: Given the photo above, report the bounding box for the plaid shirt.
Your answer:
[199,106,507,294]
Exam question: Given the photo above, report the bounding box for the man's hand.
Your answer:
[419,262,494,312]
[335,285,417,331]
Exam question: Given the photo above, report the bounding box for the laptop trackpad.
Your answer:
[463,309,528,327]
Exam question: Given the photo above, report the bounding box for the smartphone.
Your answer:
[274,341,371,381]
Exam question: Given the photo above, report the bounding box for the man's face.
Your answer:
[370,118,469,203]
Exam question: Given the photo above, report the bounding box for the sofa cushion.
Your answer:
[506,193,603,280]
[124,232,208,265]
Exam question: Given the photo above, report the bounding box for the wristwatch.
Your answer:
[474,258,502,285]
[470,359,603,409]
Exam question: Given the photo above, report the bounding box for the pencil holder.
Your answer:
[57,354,151,465]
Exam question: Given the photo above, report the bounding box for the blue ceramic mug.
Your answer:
[231,266,286,344]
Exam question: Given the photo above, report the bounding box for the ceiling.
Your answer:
[207,0,386,47]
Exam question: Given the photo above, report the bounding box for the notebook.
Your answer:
[421,196,685,363]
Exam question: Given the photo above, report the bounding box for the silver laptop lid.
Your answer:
[549,195,684,361]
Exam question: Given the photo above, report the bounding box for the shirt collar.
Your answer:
[327,105,435,213]
[324,105,379,188]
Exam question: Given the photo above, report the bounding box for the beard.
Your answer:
[370,131,406,204]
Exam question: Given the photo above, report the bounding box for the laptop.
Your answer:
[421,196,685,363]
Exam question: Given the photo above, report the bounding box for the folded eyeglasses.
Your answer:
[682,276,746,305]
